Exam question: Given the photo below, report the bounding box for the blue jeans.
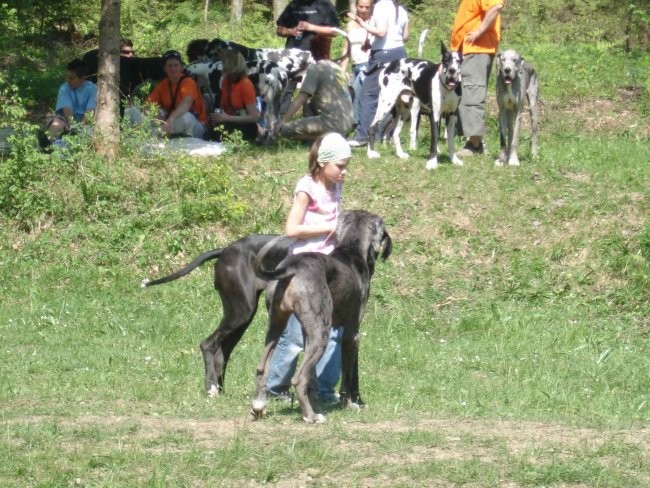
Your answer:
[352,47,407,141]
[351,62,368,128]
[266,314,342,400]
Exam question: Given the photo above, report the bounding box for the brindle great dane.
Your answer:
[251,210,392,423]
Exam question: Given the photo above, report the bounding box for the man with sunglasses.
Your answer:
[127,50,207,138]
[120,38,135,57]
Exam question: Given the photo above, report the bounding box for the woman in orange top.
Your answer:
[205,50,264,143]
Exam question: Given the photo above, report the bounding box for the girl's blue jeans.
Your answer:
[266,314,342,401]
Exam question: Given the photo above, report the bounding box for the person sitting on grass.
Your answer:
[273,59,353,143]
[125,50,207,139]
[204,49,266,144]
[38,58,97,151]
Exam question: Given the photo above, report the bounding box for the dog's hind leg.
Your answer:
[393,94,413,160]
[528,73,540,158]
[293,322,329,423]
[407,95,419,152]
[446,112,463,166]
[200,286,261,397]
[251,309,291,420]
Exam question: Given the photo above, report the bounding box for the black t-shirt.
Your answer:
[276,0,339,58]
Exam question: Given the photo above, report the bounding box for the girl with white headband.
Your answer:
[266,132,351,406]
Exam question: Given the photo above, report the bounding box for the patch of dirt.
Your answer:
[5,414,649,487]
[9,414,649,457]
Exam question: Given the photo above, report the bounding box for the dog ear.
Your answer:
[440,41,447,56]
[380,230,392,261]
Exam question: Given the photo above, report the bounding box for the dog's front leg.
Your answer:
[446,112,463,166]
[508,107,523,166]
[425,111,439,170]
[496,105,509,166]
[339,327,364,409]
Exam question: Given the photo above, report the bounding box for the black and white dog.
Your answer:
[367,42,463,170]
[495,49,540,166]
[203,37,315,81]
[184,59,288,137]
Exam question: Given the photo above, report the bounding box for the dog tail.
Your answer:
[253,235,295,281]
[330,27,351,64]
[141,248,225,288]
[418,29,429,58]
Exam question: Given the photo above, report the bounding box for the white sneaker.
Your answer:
[348,139,367,148]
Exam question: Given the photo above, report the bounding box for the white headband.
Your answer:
[317,133,352,163]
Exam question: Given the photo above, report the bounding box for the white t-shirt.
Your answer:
[371,0,408,51]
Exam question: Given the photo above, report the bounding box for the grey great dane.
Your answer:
[250,210,392,423]
[141,234,292,396]
[495,49,540,166]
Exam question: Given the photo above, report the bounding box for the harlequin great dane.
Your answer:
[203,38,316,81]
[141,234,292,397]
[250,210,392,423]
[184,59,288,139]
[495,49,540,166]
[367,42,463,170]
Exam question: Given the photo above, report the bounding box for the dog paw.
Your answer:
[303,414,326,424]
[508,158,520,167]
[206,385,219,398]
[249,408,266,421]
[251,399,267,414]
[494,159,505,167]
[396,151,410,160]
[140,279,150,288]
[345,402,363,411]
[451,154,464,166]
[367,149,381,159]
[425,158,438,170]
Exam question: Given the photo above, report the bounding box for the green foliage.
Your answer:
[0,73,54,227]
[176,154,248,225]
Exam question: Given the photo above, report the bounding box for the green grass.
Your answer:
[1,35,649,486]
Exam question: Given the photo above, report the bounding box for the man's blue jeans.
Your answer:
[266,314,342,401]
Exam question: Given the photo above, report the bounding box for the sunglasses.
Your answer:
[162,50,182,62]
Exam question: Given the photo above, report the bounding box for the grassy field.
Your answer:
[1,31,649,488]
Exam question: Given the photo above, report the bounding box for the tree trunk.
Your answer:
[230,0,243,27]
[273,0,287,21]
[95,0,121,160]
[204,0,210,23]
